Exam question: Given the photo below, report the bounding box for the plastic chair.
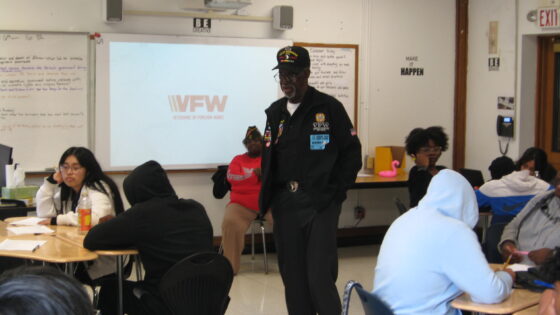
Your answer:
[342,280,394,315]
[394,197,408,215]
[135,252,233,315]
[250,217,268,274]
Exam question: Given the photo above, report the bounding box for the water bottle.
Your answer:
[77,191,92,233]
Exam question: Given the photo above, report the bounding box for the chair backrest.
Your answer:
[158,252,233,315]
[394,197,408,215]
[342,280,394,315]
[458,168,485,188]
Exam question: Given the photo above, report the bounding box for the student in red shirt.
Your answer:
[221,126,272,274]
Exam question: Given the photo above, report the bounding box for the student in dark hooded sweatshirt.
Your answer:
[84,160,213,315]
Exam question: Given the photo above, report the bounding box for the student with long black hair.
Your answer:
[35,146,125,281]
[36,146,124,226]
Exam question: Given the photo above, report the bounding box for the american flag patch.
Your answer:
[350,128,357,136]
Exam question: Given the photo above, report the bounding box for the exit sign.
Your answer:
[538,7,560,28]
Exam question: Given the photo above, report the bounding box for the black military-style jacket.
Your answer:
[259,86,362,215]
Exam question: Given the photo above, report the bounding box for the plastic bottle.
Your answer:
[77,191,92,233]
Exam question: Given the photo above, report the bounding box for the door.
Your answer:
[536,36,560,171]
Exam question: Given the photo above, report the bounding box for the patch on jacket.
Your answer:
[313,113,329,132]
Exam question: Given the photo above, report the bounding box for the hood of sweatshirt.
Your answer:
[123,160,177,206]
[479,170,551,197]
[417,169,479,228]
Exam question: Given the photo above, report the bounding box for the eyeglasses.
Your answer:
[59,165,84,173]
[274,71,300,83]
[418,146,442,154]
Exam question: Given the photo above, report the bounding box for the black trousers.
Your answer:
[271,189,342,315]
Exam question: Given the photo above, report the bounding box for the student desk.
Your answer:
[56,226,137,315]
[0,220,97,264]
[513,305,539,315]
[3,218,137,315]
[352,172,408,189]
[451,264,542,314]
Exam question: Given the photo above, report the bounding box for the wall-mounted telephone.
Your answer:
[497,115,514,137]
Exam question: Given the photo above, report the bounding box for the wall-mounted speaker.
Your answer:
[272,6,293,30]
[102,0,123,23]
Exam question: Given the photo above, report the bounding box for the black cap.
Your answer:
[243,126,262,144]
[272,46,310,72]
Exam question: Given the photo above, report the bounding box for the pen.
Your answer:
[534,280,555,289]
[31,244,40,252]
[502,254,512,270]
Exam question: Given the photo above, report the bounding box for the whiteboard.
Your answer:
[295,42,358,128]
[0,32,89,171]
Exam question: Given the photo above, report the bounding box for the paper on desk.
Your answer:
[7,226,54,235]
[507,263,531,272]
[9,217,45,226]
[0,239,46,251]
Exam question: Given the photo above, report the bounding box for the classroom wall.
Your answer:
[3,0,460,234]
[465,0,560,178]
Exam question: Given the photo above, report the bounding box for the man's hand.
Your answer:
[38,219,51,225]
[501,241,522,263]
[528,248,553,265]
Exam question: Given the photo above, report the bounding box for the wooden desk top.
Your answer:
[352,172,408,189]
[451,289,541,314]
[0,220,98,263]
[3,217,138,258]
[513,305,539,315]
[55,226,138,256]
[451,263,542,314]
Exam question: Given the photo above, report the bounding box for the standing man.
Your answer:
[260,46,362,315]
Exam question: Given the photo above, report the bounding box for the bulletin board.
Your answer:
[295,42,359,128]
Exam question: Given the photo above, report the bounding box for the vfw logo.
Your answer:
[168,95,227,112]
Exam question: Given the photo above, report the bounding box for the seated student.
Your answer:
[221,126,272,274]
[405,126,449,208]
[499,175,560,267]
[488,156,516,180]
[476,152,551,226]
[35,146,125,281]
[36,146,124,226]
[516,147,555,182]
[374,170,514,315]
[84,160,214,315]
[0,265,94,315]
[538,248,560,315]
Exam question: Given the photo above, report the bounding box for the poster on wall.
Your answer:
[497,96,514,110]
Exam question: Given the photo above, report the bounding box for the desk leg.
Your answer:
[481,215,490,244]
[117,256,124,315]
[65,262,74,276]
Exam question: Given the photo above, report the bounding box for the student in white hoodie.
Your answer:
[477,163,551,225]
[373,169,514,315]
[35,147,125,282]
[476,151,552,263]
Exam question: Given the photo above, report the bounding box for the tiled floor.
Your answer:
[226,244,380,315]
